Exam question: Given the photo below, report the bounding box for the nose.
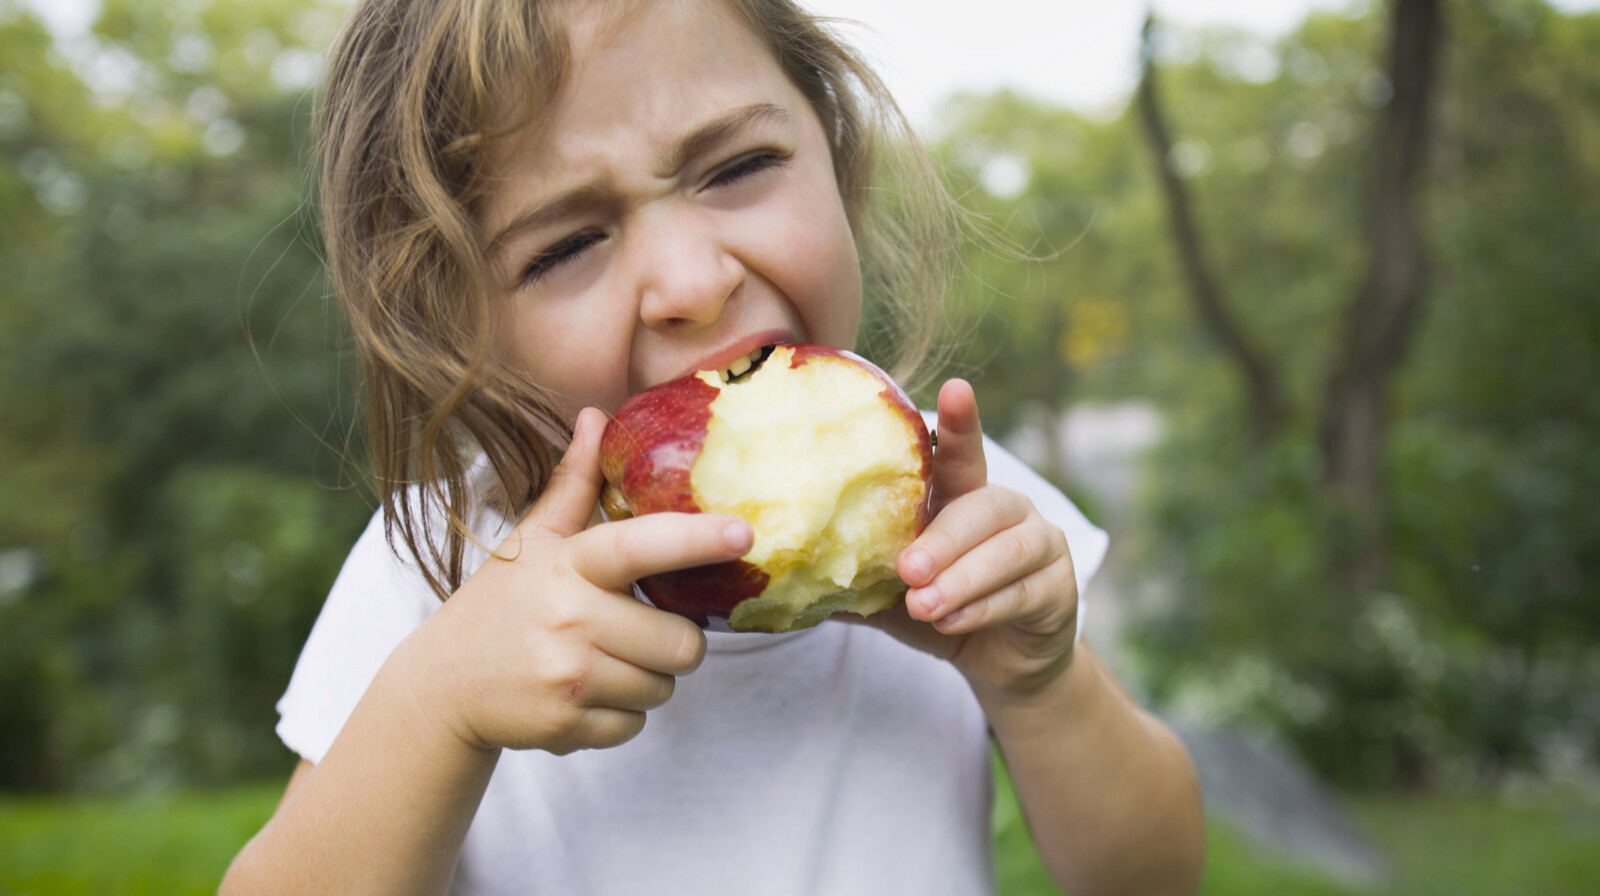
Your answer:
[633,204,744,330]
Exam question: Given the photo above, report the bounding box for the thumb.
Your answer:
[519,406,608,540]
[930,379,988,514]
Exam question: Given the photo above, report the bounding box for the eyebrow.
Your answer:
[656,102,789,178]
[486,102,791,255]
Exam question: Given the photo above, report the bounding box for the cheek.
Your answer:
[811,224,862,347]
[765,182,862,347]
[505,296,634,414]
[798,212,863,348]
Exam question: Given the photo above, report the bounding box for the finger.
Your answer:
[568,511,753,593]
[930,379,988,513]
[589,593,709,677]
[905,516,1066,624]
[514,407,610,540]
[557,650,683,712]
[898,487,1032,589]
[923,552,1076,638]
[556,707,648,754]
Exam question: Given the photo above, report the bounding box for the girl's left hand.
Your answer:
[865,379,1080,706]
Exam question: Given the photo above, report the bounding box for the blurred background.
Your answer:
[1,0,1596,893]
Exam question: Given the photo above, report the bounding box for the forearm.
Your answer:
[220,634,499,896]
[984,643,1205,896]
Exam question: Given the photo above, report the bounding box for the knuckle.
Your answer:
[941,595,982,632]
[1046,522,1069,558]
[540,705,588,755]
[604,526,645,571]
[544,601,589,637]
[930,525,963,561]
[1056,558,1078,600]
[997,487,1030,519]
[1025,572,1076,634]
[541,649,593,705]
[1011,574,1039,614]
[999,528,1033,569]
[963,595,990,628]
[547,550,589,592]
[941,563,975,600]
[972,487,1007,520]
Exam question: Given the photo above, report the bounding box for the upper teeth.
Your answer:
[720,348,765,383]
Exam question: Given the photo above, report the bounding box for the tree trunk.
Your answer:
[1136,17,1287,446]
[1319,0,1443,596]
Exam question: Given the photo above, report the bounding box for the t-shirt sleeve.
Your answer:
[275,509,442,764]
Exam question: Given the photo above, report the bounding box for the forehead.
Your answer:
[484,0,792,172]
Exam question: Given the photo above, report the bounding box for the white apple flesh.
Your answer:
[600,344,933,633]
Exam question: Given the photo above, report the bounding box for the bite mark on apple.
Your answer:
[599,344,933,633]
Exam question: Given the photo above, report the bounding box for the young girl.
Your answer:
[223,0,1205,893]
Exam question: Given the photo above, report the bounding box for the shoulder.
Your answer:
[274,465,515,763]
[275,507,440,762]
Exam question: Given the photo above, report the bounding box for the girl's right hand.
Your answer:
[395,407,752,756]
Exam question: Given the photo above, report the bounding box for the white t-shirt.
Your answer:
[276,433,1107,896]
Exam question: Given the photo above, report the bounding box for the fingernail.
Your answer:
[723,522,753,552]
[912,585,942,617]
[939,607,965,628]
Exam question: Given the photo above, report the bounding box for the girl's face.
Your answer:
[479,0,864,417]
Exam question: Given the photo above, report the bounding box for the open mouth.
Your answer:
[718,344,777,384]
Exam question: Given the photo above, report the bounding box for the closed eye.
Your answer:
[521,230,605,287]
[707,151,789,190]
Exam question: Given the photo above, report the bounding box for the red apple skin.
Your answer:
[599,344,931,630]
[600,373,770,626]
[600,373,716,516]
[630,561,770,628]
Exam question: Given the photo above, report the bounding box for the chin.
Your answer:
[600,344,933,633]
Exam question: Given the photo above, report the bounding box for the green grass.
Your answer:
[993,755,1600,896]
[0,784,281,896]
[3,774,1598,895]
[1345,788,1600,896]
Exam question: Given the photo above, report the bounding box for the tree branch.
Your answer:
[1318,0,1443,591]
[1135,16,1287,445]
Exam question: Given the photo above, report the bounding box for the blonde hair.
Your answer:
[317,0,960,598]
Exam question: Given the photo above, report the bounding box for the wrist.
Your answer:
[383,620,500,757]
[979,640,1105,744]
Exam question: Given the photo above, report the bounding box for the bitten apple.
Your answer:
[599,344,934,633]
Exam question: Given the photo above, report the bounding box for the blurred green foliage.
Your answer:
[0,0,1596,798]
[1138,0,1599,788]
[0,0,368,791]
[932,0,1599,789]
